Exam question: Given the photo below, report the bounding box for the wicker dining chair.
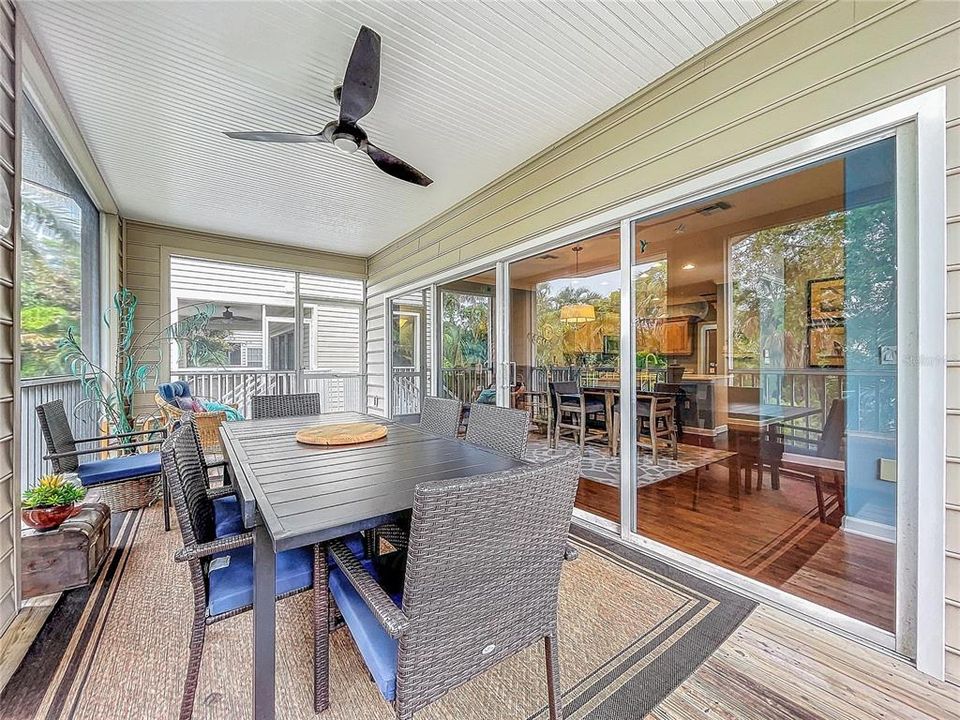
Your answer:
[161,421,325,719]
[251,392,322,419]
[327,452,582,720]
[418,396,462,437]
[463,402,531,459]
[36,399,165,513]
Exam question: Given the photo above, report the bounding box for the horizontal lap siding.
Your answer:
[365,295,385,417]
[363,0,960,680]
[122,221,366,418]
[0,0,15,636]
[947,88,960,682]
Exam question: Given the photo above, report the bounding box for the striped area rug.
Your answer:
[1,507,755,720]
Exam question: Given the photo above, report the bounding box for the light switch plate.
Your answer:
[878,458,897,482]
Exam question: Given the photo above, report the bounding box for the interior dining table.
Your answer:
[724,401,820,498]
[578,384,678,455]
[218,411,525,720]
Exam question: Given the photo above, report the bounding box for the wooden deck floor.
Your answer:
[648,605,960,720]
[574,454,896,632]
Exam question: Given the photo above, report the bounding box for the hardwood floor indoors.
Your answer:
[570,438,896,633]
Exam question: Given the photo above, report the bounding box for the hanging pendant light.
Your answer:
[560,246,596,324]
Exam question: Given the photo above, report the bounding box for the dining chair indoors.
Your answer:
[463,402,531,459]
[549,381,607,451]
[251,392,322,419]
[327,452,582,720]
[161,420,364,719]
[36,399,165,513]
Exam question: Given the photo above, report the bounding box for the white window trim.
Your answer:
[380,87,947,679]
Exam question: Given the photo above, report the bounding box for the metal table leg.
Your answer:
[253,523,276,720]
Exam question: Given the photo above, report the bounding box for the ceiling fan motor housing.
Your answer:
[325,120,366,154]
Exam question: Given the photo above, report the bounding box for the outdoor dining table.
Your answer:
[219,411,525,720]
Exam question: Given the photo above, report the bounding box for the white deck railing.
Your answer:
[171,370,366,418]
[20,376,99,491]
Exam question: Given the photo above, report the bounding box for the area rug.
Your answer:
[525,436,735,488]
[1,506,755,720]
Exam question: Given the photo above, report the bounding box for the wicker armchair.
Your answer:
[463,402,531,459]
[328,452,582,719]
[36,399,165,513]
[418,396,462,438]
[155,381,230,452]
[161,420,324,720]
[251,392,322,419]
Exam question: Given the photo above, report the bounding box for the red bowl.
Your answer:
[21,504,79,532]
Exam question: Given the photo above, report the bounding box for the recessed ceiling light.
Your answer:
[682,263,696,270]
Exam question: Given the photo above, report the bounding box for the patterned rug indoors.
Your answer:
[525,436,735,488]
[1,506,755,720]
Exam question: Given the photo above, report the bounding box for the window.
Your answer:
[19,98,99,378]
[169,256,363,376]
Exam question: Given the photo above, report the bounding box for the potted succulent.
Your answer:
[21,474,86,531]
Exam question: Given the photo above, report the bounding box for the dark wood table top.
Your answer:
[220,412,523,552]
[726,402,819,429]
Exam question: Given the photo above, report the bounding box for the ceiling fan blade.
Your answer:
[338,26,381,124]
[223,131,328,143]
[365,143,432,186]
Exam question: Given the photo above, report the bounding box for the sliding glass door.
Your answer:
[437,271,497,406]
[398,105,931,654]
[389,289,431,415]
[505,231,622,525]
[625,135,903,635]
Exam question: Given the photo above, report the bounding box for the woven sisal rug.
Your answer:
[1,506,754,720]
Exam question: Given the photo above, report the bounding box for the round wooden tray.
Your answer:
[295,422,387,446]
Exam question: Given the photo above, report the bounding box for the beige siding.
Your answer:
[123,220,366,416]
[364,0,960,680]
[0,0,16,637]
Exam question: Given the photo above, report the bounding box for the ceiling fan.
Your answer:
[223,26,432,187]
[218,306,253,322]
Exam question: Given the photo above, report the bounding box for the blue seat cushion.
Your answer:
[328,556,404,702]
[76,452,161,487]
[207,544,313,616]
[213,495,245,538]
[211,498,365,571]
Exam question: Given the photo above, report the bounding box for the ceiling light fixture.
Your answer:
[682,263,696,270]
[560,246,596,324]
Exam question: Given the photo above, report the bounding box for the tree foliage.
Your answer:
[20,186,82,378]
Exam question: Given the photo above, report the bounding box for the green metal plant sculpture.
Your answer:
[58,288,223,434]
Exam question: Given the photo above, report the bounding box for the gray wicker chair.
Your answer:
[463,402,531,459]
[161,420,326,719]
[418,396,462,437]
[251,392,322,419]
[36,399,166,513]
[367,397,461,557]
[328,452,582,719]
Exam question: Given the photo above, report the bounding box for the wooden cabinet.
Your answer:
[662,318,693,355]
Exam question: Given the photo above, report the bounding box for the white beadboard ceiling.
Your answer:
[21,0,777,256]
